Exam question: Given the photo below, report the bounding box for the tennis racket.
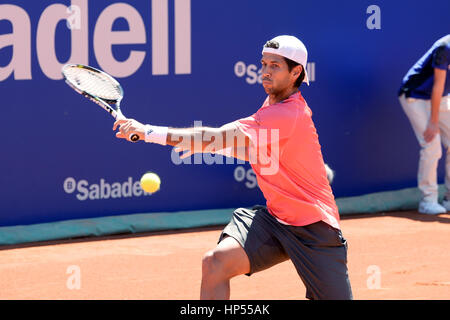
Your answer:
[62,64,139,142]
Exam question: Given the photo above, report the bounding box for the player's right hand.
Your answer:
[113,118,146,141]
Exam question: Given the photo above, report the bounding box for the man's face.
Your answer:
[261,53,299,95]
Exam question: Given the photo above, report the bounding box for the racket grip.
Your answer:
[130,134,139,142]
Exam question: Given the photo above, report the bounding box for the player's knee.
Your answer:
[421,138,442,157]
[202,250,232,280]
[421,147,442,160]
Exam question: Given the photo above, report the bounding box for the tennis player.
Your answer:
[114,35,353,300]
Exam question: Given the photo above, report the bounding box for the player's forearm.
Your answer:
[114,117,249,153]
[166,127,219,151]
[430,68,446,124]
[142,122,250,160]
[166,126,250,158]
[430,84,444,123]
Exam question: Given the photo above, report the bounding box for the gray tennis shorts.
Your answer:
[218,205,353,300]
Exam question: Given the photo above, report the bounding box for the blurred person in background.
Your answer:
[398,35,450,215]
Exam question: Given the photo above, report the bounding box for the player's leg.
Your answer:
[399,95,443,207]
[201,206,289,300]
[200,236,250,300]
[278,221,353,300]
[437,99,450,208]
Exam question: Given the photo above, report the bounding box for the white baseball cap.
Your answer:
[262,35,309,85]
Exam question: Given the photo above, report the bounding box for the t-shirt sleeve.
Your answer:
[233,104,299,149]
[432,45,449,70]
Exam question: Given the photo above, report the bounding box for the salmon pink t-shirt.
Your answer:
[232,91,341,230]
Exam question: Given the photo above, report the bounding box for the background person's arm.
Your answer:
[424,68,446,142]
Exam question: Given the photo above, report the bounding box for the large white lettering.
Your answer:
[0,4,31,81]
[152,0,169,75]
[174,0,191,74]
[94,3,146,78]
[0,0,192,81]
[36,0,88,80]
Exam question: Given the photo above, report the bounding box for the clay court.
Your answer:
[0,210,449,300]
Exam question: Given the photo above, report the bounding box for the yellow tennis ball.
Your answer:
[140,172,161,193]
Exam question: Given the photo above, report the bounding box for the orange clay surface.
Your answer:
[0,211,449,300]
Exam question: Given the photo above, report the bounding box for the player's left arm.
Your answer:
[113,119,250,160]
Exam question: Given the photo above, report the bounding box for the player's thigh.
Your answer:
[218,207,289,276]
[438,109,450,149]
[203,235,251,278]
[399,96,430,145]
[283,222,352,300]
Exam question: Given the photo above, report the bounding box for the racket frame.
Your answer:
[62,64,139,141]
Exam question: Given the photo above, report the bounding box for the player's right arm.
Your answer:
[113,119,251,161]
[166,122,250,160]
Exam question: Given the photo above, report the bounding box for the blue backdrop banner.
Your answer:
[1,0,449,226]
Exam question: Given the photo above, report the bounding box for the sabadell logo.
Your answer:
[234,61,316,85]
[63,177,152,201]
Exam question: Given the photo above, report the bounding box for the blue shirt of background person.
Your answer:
[399,34,450,99]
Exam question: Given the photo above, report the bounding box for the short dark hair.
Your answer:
[264,40,280,49]
[283,57,305,88]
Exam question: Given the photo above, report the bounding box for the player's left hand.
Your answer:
[113,118,146,141]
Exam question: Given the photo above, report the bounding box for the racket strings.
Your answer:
[63,67,122,102]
